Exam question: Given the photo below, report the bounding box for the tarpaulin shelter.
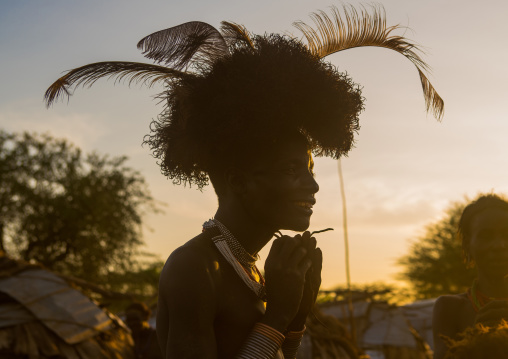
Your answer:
[400,298,436,351]
[297,306,365,359]
[0,255,135,359]
[318,297,433,359]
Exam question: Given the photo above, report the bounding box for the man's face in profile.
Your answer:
[241,138,319,232]
[469,208,508,277]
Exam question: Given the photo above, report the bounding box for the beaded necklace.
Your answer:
[203,219,267,301]
[467,279,508,312]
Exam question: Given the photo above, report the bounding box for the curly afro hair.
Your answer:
[144,33,364,189]
[458,194,508,267]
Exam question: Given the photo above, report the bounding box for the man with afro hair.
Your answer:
[150,32,362,359]
[45,5,443,358]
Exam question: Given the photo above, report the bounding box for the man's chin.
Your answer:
[280,218,311,232]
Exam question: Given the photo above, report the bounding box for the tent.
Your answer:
[400,298,436,351]
[297,306,366,359]
[316,297,433,359]
[0,255,135,359]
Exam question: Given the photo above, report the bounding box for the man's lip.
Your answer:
[291,198,316,205]
[489,258,508,263]
[487,253,508,260]
[291,199,316,209]
[485,259,508,268]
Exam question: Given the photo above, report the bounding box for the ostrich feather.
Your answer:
[293,4,444,120]
[44,61,190,107]
[220,21,256,50]
[136,21,229,70]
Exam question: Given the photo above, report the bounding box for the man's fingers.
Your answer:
[278,236,300,261]
[298,258,313,273]
[312,248,323,270]
[477,309,508,323]
[269,236,285,256]
[300,231,314,244]
[288,246,308,267]
[481,300,508,310]
[307,237,317,251]
[312,248,323,287]
[476,301,508,325]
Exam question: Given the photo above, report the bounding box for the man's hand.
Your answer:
[475,300,508,326]
[261,232,322,333]
[262,234,312,333]
[287,232,322,331]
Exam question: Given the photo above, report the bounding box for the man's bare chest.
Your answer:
[216,261,265,324]
[213,259,266,357]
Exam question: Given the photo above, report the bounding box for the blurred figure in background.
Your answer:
[125,302,162,359]
[433,194,508,358]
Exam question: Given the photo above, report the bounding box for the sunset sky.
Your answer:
[1,0,507,289]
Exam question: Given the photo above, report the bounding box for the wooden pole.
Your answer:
[338,159,356,345]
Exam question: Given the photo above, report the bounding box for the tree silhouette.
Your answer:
[0,131,158,286]
[398,198,477,299]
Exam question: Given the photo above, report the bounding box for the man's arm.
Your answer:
[474,300,508,326]
[157,246,218,359]
[432,295,461,359]
[235,235,316,359]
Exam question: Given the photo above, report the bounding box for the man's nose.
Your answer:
[492,235,508,249]
[303,171,319,194]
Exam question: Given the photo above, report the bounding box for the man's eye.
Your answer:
[478,229,493,240]
[280,166,315,176]
[284,167,297,175]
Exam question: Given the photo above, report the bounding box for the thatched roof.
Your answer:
[0,256,135,359]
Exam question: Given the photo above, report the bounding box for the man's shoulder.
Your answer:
[433,292,477,349]
[164,231,218,268]
[434,293,470,317]
[159,232,221,292]
[435,293,469,305]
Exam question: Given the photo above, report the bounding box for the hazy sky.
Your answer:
[1,0,507,289]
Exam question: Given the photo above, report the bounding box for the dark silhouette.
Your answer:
[147,23,364,358]
[433,194,508,359]
[44,4,445,358]
[125,302,162,359]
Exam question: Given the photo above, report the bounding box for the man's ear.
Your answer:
[224,167,249,195]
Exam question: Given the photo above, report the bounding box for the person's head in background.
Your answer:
[125,302,152,336]
[459,194,508,279]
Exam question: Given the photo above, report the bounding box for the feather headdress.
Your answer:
[45,5,444,188]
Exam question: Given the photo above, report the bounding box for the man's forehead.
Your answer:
[257,147,312,167]
[472,208,508,228]
[241,132,312,168]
